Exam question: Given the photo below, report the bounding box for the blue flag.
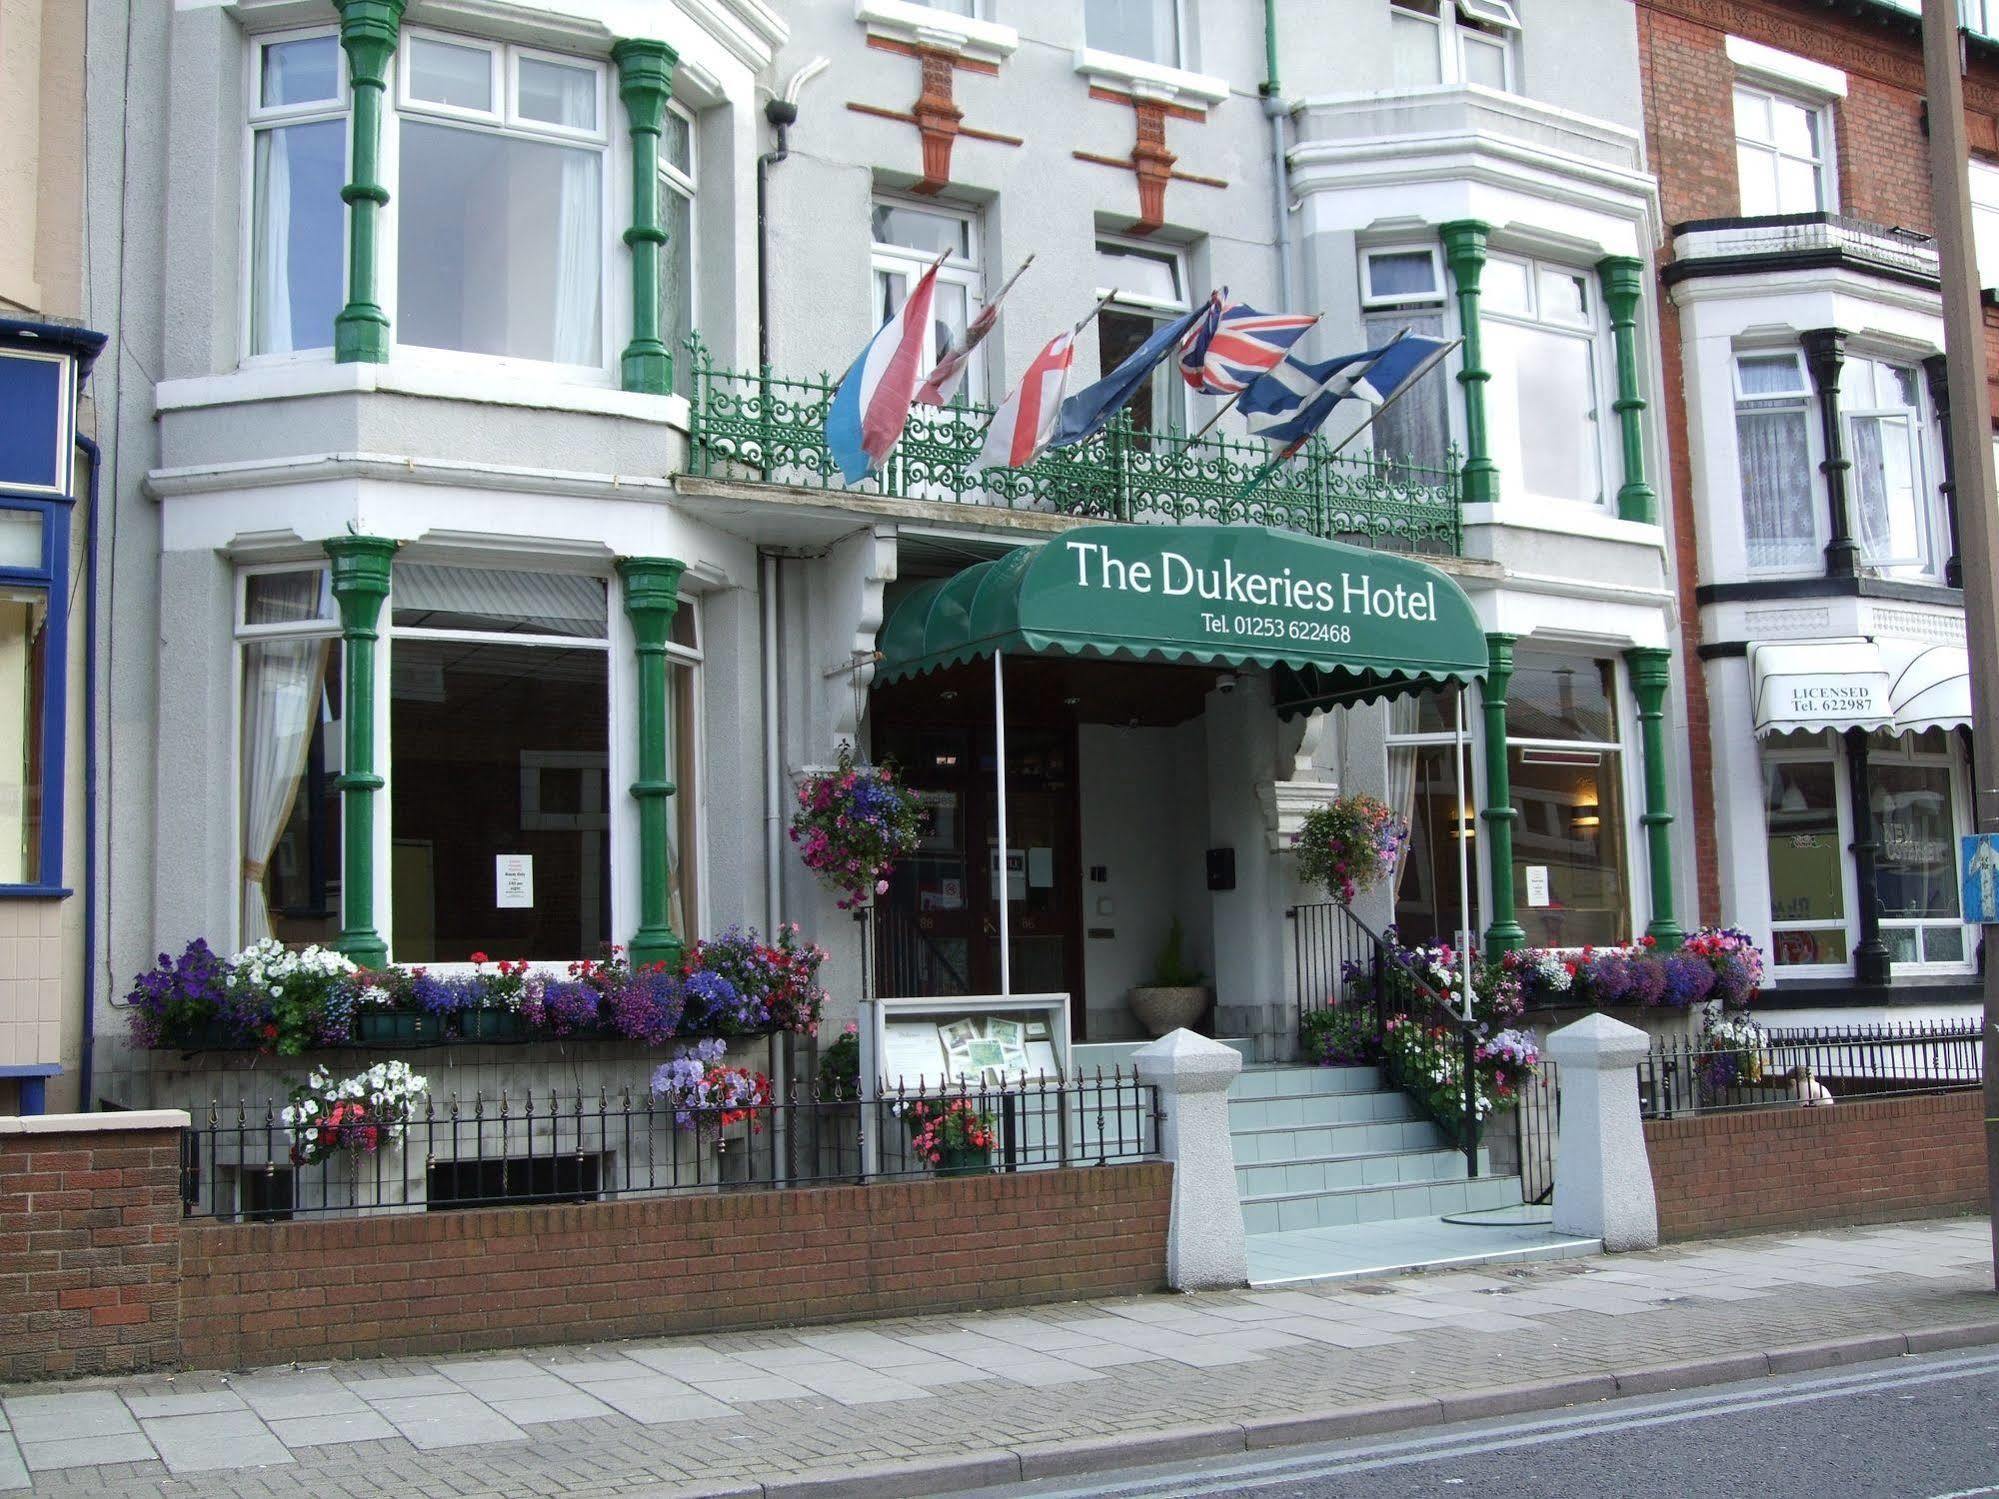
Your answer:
[1048,300,1210,449]
[1239,336,1453,459]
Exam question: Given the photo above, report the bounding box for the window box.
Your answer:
[459,1009,530,1042]
[356,1010,446,1046]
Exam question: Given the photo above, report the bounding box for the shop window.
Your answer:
[1734,350,1819,573]
[247,31,350,356]
[1390,0,1520,91]
[1386,691,1479,949]
[1504,653,1629,948]
[1086,0,1181,67]
[1873,730,1967,966]
[396,34,608,367]
[1972,161,1999,291]
[1762,753,1849,969]
[1733,84,1832,216]
[236,567,342,947]
[1361,246,1450,472]
[1095,238,1191,437]
[1841,355,1937,578]
[1480,253,1605,507]
[388,563,611,962]
[660,101,699,396]
[872,198,985,404]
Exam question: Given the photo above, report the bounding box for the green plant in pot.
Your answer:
[1127,918,1210,1038]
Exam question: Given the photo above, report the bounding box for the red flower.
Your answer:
[469,951,490,965]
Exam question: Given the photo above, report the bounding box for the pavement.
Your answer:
[0,1216,1995,1497]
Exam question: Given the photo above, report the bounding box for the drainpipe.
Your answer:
[1260,0,1294,309]
[756,59,828,370]
[76,434,100,1113]
[762,552,783,935]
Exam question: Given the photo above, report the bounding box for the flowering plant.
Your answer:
[1378,1015,1502,1142]
[1293,794,1410,905]
[901,1097,995,1168]
[818,1022,862,1100]
[649,1039,772,1135]
[1481,929,1765,1012]
[1299,1003,1375,1066]
[281,1060,429,1166]
[789,742,924,909]
[226,939,359,1055]
[1697,1003,1769,1097]
[126,939,234,1049]
[686,923,830,1036]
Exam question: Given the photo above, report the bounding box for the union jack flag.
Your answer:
[1178,297,1320,396]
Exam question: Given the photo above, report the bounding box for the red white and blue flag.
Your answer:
[974,327,1077,471]
[916,256,1034,408]
[1178,297,1320,396]
[826,252,945,483]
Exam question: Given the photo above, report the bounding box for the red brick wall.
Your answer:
[179,1165,1172,1370]
[1646,1091,1986,1241]
[0,1124,186,1380]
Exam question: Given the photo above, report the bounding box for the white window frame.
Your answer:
[1390,0,1521,91]
[1872,731,1974,973]
[380,29,617,381]
[1095,234,1192,435]
[1841,352,1939,579]
[1732,81,1836,216]
[383,562,618,968]
[870,196,987,403]
[230,563,342,951]
[1360,244,1447,310]
[1083,0,1187,71]
[1383,693,1482,950]
[659,98,699,387]
[1731,346,1827,578]
[1480,249,1610,510]
[242,26,352,366]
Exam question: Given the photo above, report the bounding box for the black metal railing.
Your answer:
[178,1071,1161,1221]
[1639,1020,1981,1119]
[1288,900,1480,1177]
[1514,1060,1558,1205]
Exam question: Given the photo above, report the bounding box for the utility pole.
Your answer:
[1922,0,1999,1291]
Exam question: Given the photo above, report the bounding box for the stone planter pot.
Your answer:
[1128,985,1210,1038]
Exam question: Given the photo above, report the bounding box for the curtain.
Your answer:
[1849,414,1892,562]
[241,574,330,942]
[1385,696,1422,897]
[551,77,601,367]
[1736,407,1813,570]
[251,128,294,356]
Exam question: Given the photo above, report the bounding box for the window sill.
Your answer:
[856,0,1018,65]
[0,885,71,900]
[1072,48,1230,111]
[1460,501,1664,548]
[155,359,691,429]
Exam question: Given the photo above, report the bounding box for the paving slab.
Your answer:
[265,1411,400,1448]
[139,1409,294,1474]
[1,1392,138,1445]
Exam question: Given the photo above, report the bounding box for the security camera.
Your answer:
[1216,673,1239,696]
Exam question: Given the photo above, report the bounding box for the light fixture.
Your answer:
[1064,695,1081,706]
[939,689,958,703]
[1570,797,1601,830]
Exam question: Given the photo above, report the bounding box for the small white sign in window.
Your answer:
[1524,865,1551,907]
[495,853,535,909]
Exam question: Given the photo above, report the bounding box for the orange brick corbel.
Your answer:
[1073,86,1226,234]
[848,36,1022,195]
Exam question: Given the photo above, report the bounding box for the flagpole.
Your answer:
[1316,335,1462,463]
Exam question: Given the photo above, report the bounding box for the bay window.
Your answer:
[236,568,342,946]
[872,199,984,404]
[1390,0,1520,91]
[1085,0,1180,67]
[388,564,611,963]
[1505,653,1630,948]
[1481,254,1605,507]
[1734,349,1818,572]
[395,34,607,367]
[248,31,349,357]
[1842,355,1935,576]
[1734,84,1832,215]
[1874,732,1966,965]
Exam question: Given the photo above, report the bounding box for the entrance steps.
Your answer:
[1229,1063,1595,1284]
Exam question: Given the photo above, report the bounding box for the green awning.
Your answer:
[876,524,1485,714]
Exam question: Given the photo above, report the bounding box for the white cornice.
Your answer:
[856,0,1017,66]
[144,452,679,504]
[675,0,786,71]
[1073,47,1231,110]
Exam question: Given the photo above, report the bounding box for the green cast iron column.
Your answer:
[612,39,679,395]
[620,557,687,969]
[1441,220,1498,505]
[1597,256,1658,525]
[326,536,397,967]
[1623,646,1683,949]
[332,0,405,364]
[1481,633,1524,959]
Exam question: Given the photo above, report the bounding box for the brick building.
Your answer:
[1638,0,1999,1022]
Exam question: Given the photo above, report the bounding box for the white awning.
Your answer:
[1883,640,1972,734]
[1750,637,1971,737]
[1749,638,1894,736]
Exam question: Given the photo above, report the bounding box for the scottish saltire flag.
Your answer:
[1047,299,1209,449]
[1239,335,1454,459]
[916,257,1033,408]
[1178,298,1320,395]
[974,329,1077,470]
[826,254,945,483]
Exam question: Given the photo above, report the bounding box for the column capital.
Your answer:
[1485,632,1519,676]
[333,0,404,82]
[1623,644,1671,694]
[1594,253,1646,300]
[325,535,397,622]
[1440,219,1491,278]
[612,37,679,134]
[618,556,687,640]
[1799,326,1848,392]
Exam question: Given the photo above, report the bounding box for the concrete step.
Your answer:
[1228,1089,1420,1130]
[1239,1172,1524,1235]
[1228,1065,1383,1101]
[1234,1146,1491,1200]
[1230,1117,1449,1164]
[1070,1037,1254,1072]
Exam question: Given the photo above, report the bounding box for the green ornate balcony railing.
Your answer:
[680,338,1463,555]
